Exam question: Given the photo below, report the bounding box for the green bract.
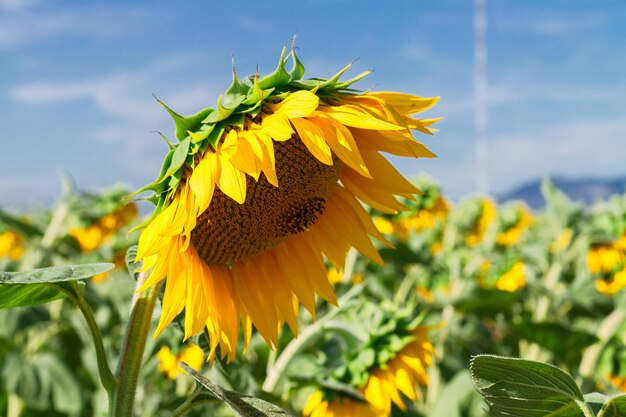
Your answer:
[133,45,372,226]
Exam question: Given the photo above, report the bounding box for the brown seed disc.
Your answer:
[191,136,342,265]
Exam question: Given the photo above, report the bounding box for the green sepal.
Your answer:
[258,46,291,89]
[318,61,355,89]
[330,70,373,91]
[156,136,191,184]
[155,96,213,142]
[241,75,264,105]
[203,94,244,124]
[130,194,167,233]
[206,121,227,147]
[288,78,325,90]
[187,124,215,143]
[288,48,306,81]
[167,169,182,191]
[227,113,245,129]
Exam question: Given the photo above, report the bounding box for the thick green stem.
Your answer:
[69,282,118,396]
[52,282,117,400]
[112,271,159,417]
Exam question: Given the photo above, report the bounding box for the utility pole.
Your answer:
[474,0,489,194]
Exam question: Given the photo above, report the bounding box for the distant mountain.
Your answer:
[497,176,626,209]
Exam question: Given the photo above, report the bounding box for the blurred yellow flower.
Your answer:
[403,196,449,233]
[466,199,496,247]
[608,374,626,392]
[362,327,433,415]
[157,343,204,380]
[0,230,25,260]
[587,244,623,274]
[496,205,534,246]
[69,203,138,252]
[374,197,449,243]
[495,261,526,292]
[327,267,364,284]
[416,286,435,303]
[595,266,626,295]
[303,391,382,417]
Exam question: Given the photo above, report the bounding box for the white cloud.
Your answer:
[0,6,150,48]
[496,11,610,36]
[11,54,211,124]
[488,118,626,194]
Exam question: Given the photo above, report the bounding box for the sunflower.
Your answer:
[495,261,526,292]
[495,203,534,247]
[69,202,138,252]
[157,342,205,379]
[303,391,382,417]
[465,198,496,247]
[134,45,439,361]
[0,230,25,260]
[361,326,433,415]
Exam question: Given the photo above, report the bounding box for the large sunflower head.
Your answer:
[134,45,440,361]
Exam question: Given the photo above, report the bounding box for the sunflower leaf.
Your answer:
[181,363,293,416]
[596,394,626,417]
[0,263,114,284]
[0,284,66,309]
[471,355,591,417]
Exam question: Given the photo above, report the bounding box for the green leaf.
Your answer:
[0,263,114,284]
[599,394,626,417]
[471,355,591,417]
[0,284,65,309]
[180,363,293,416]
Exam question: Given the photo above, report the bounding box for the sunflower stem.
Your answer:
[62,282,117,398]
[112,271,159,417]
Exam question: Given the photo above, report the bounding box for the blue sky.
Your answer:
[1,0,625,208]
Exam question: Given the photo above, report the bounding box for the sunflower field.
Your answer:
[2,48,626,417]
[2,175,626,417]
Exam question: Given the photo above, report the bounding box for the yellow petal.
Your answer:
[271,90,319,118]
[291,118,333,165]
[320,104,404,131]
[188,152,218,214]
[217,157,247,204]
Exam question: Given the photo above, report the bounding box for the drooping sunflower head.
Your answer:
[134,44,440,361]
[305,302,433,416]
